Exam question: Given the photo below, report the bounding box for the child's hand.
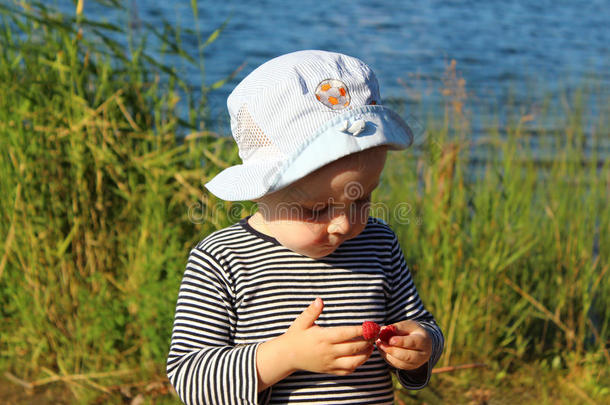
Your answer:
[256,298,373,391]
[376,320,432,370]
[282,298,374,376]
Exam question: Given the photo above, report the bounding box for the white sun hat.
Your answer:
[204,49,417,201]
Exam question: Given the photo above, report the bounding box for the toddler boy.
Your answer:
[167,50,443,405]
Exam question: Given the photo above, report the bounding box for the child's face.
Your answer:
[253,146,388,258]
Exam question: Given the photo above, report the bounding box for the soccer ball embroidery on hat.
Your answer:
[315,79,350,110]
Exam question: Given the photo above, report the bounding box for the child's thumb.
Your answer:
[291,298,324,330]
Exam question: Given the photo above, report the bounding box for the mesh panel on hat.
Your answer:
[235,104,282,161]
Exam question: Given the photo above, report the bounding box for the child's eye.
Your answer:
[301,204,327,221]
[304,195,371,216]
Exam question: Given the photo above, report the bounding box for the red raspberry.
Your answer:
[379,325,398,344]
[362,321,381,341]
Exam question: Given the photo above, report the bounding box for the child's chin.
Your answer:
[302,244,339,259]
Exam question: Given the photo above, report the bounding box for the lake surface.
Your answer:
[60,1,608,145]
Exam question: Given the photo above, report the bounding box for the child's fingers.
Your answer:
[330,351,374,375]
[332,340,374,357]
[290,298,324,330]
[387,333,431,352]
[377,343,429,369]
[325,325,364,343]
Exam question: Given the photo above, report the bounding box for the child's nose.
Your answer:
[327,213,350,235]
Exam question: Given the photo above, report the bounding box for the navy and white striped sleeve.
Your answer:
[385,233,444,390]
[166,247,264,405]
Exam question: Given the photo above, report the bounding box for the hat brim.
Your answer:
[204,105,413,201]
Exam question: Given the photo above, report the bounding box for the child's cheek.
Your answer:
[303,224,330,243]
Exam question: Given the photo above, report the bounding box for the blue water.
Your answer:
[61,1,608,141]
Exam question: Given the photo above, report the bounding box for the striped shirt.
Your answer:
[167,216,443,404]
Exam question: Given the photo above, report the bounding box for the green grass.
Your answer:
[0,1,608,404]
[379,73,609,403]
[0,1,244,402]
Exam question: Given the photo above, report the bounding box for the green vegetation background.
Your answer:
[0,2,608,404]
